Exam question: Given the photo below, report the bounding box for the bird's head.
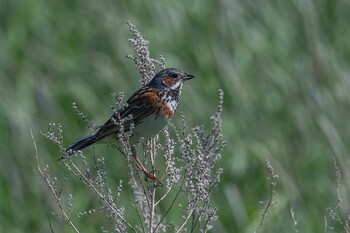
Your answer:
[149,68,195,91]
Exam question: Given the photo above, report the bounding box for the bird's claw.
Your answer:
[143,170,163,186]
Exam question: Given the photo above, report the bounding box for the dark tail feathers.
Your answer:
[59,135,98,161]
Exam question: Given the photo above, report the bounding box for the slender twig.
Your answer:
[127,159,147,232]
[254,160,278,233]
[190,178,218,231]
[176,207,196,233]
[149,187,156,232]
[153,181,185,233]
[149,137,157,232]
[290,207,298,233]
[134,203,146,233]
[191,207,196,232]
[46,211,54,233]
[331,156,350,233]
[332,156,343,218]
[69,162,137,232]
[154,185,172,207]
[137,172,151,209]
[131,145,153,209]
[31,130,80,233]
[256,179,274,231]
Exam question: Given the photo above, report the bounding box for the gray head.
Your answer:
[148,68,195,91]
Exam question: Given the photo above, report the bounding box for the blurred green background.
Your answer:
[1,0,350,232]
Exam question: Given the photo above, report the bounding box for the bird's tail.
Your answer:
[59,134,98,161]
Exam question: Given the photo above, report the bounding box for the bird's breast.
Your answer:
[130,112,169,144]
[159,93,179,119]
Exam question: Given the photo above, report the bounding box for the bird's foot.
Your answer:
[142,169,162,186]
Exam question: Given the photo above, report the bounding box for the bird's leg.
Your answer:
[131,147,162,185]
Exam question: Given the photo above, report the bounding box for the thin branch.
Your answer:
[127,161,147,233]
[69,162,136,232]
[190,177,219,231]
[254,160,279,233]
[149,137,157,232]
[176,207,196,233]
[154,185,172,207]
[134,203,146,233]
[149,187,156,232]
[46,211,55,233]
[290,206,298,233]
[153,175,185,232]
[31,130,80,233]
[190,206,196,232]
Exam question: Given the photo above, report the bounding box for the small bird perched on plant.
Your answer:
[60,68,194,183]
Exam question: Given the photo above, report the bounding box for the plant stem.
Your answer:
[149,137,157,232]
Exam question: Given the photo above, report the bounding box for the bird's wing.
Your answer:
[95,86,161,139]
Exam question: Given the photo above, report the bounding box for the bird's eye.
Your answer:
[170,73,178,79]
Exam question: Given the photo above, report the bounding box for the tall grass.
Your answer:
[1,0,350,232]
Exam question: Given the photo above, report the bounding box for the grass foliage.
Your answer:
[1,0,350,232]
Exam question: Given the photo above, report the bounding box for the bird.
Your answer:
[59,68,194,184]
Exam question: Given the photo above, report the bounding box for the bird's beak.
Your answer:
[184,72,195,81]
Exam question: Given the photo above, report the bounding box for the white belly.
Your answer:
[129,114,169,145]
